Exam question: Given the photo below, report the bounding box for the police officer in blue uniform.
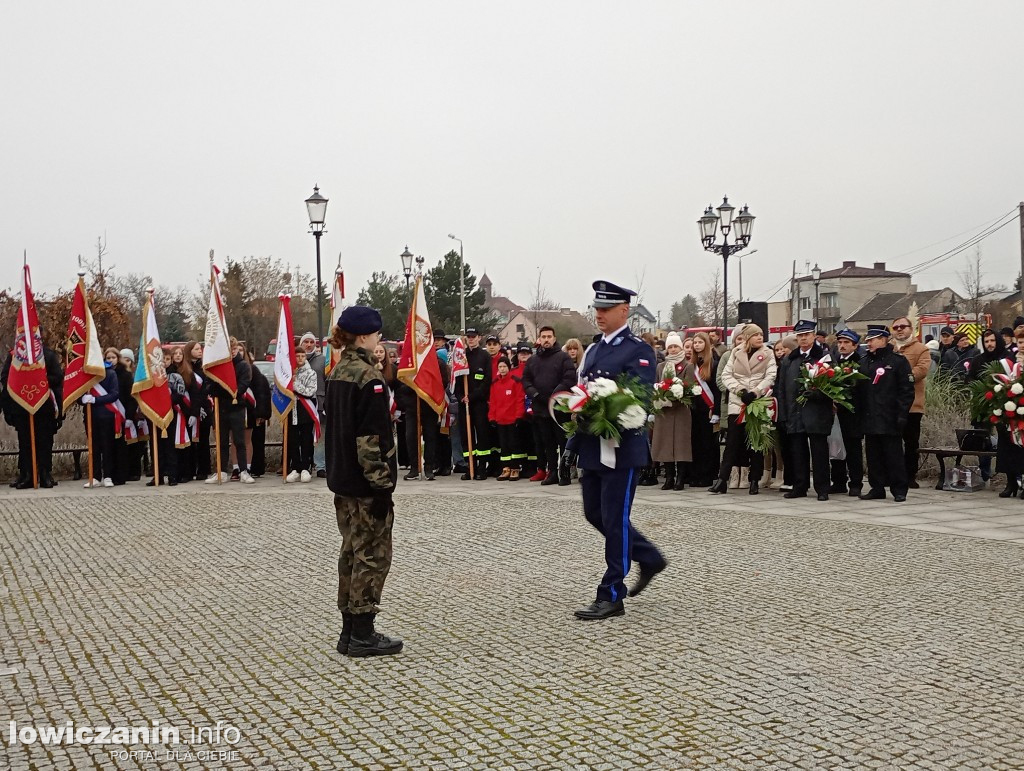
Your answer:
[569,280,667,621]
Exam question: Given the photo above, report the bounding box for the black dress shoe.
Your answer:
[573,600,625,620]
[460,472,472,481]
[40,476,55,489]
[783,490,807,499]
[908,480,920,489]
[829,484,847,494]
[168,479,177,487]
[10,477,26,488]
[848,487,863,497]
[817,493,829,501]
[317,469,327,479]
[424,470,435,481]
[859,490,886,500]
[998,485,1018,498]
[707,479,727,494]
[540,473,558,486]
[404,471,419,481]
[435,468,451,477]
[473,471,487,481]
[628,561,667,597]
[748,481,759,495]
[893,493,907,502]
[15,479,34,490]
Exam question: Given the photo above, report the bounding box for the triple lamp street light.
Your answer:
[698,196,755,336]
[304,185,329,350]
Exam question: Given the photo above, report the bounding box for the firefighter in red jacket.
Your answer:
[488,356,526,480]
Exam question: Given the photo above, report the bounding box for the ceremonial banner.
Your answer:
[7,265,50,413]
[63,275,106,411]
[397,275,446,414]
[131,294,173,430]
[202,263,238,399]
[326,268,345,376]
[450,337,469,386]
[271,294,296,419]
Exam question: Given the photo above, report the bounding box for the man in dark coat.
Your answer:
[858,325,915,502]
[568,280,666,621]
[776,319,833,500]
[2,343,64,489]
[829,329,865,496]
[522,326,577,485]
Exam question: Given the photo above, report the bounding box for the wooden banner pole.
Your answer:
[86,404,95,486]
[152,425,160,487]
[463,378,475,479]
[29,413,39,489]
[214,397,222,483]
[282,416,290,482]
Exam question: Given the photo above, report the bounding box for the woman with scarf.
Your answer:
[688,331,721,487]
[81,348,122,488]
[168,347,201,484]
[970,328,1016,495]
[650,333,694,491]
[186,341,213,481]
[710,324,777,495]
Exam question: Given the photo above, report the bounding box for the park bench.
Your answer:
[918,429,997,491]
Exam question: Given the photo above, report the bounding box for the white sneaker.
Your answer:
[300,470,312,483]
[286,470,300,483]
[779,484,793,492]
[83,478,100,488]
[205,474,224,484]
[102,478,114,488]
[240,470,255,484]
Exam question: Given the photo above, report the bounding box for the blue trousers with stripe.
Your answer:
[581,466,664,602]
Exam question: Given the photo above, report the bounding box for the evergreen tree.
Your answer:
[670,294,705,328]
[423,250,495,333]
[355,271,407,339]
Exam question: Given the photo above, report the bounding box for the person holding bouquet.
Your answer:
[830,329,866,496]
[858,326,915,502]
[710,324,777,495]
[651,333,694,491]
[568,280,666,621]
[777,319,833,501]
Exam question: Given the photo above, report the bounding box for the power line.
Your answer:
[891,210,1015,264]
[904,210,1020,274]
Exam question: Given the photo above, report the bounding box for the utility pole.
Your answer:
[1019,201,1024,315]
[791,260,797,324]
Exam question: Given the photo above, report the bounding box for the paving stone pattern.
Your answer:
[2,485,1024,769]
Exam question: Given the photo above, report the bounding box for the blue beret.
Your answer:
[836,329,860,343]
[793,319,816,334]
[864,325,891,340]
[592,280,636,308]
[338,305,382,335]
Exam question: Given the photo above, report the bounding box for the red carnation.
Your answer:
[842,367,852,375]
[826,369,836,378]
[991,415,1001,424]
[985,391,995,400]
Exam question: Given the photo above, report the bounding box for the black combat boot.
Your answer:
[638,465,659,487]
[10,474,28,489]
[348,613,403,658]
[660,465,675,490]
[335,613,353,655]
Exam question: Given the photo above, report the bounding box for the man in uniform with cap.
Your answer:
[570,280,667,620]
[858,325,915,502]
[325,305,403,657]
[455,328,492,480]
[829,329,865,496]
[777,318,834,500]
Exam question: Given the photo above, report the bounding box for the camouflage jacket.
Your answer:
[324,346,397,497]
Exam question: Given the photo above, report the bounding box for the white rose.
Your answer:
[617,404,648,430]
[1005,401,1017,413]
[995,384,1004,393]
[669,383,686,399]
[1017,407,1024,416]
[994,409,1003,416]
[652,398,671,410]
[692,385,703,396]
[1012,383,1023,396]
[588,378,618,398]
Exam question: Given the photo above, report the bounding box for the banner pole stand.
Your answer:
[86,405,94,486]
[29,413,39,490]
[463,378,474,479]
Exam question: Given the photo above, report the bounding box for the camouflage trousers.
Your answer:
[335,495,394,615]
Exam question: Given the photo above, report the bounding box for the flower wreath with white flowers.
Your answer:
[550,376,650,441]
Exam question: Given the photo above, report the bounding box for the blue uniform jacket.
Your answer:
[567,328,657,470]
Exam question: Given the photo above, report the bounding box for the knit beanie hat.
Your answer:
[665,333,683,349]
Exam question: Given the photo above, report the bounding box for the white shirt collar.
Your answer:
[602,324,629,344]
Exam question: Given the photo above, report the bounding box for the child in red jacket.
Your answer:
[488,357,526,480]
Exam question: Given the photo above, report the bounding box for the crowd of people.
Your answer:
[5,314,1024,499]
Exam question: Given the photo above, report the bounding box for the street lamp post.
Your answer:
[698,196,755,336]
[812,263,822,320]
[400,246,414,293]
[305,185,329,350]
[448,234,466,335]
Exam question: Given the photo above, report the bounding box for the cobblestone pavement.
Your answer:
[2,479,1024,769]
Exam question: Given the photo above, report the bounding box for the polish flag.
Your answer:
[326,267,345,376]
[202,263,238,400]
[397,275,446,414]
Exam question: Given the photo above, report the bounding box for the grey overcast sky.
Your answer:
[3,1,1022,320]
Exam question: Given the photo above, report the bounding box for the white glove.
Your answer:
[82,395,96,405]
[710,414,720,425]
[199,408,208,421]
